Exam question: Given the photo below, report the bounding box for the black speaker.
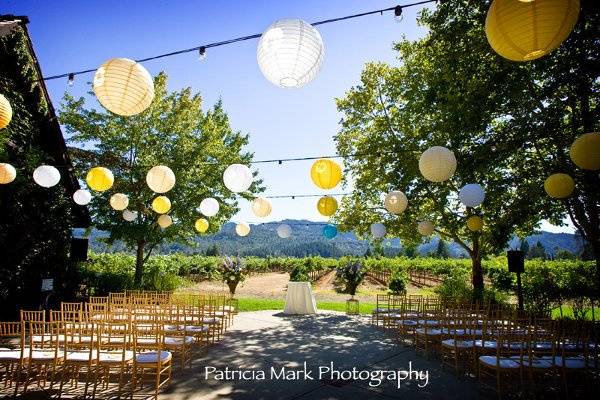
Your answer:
[507,250,524,273]
[70,238,88,261]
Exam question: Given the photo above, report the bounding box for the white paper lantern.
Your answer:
[0,163,17,184]
[419,146,457,182]
[252,197,272,218]
[157,214,173,228]
[223,164,253,193]
[109,193,129,211]
[384,191,408,214]
[73,189,92,205]
[33,165,60,188]
[93,58,154,116]
[199,198,220,217]
[371,223,387,239]
[257,19,324,88]
[277,224,292,239]
[146,165,175,193]
[122,210,137,222]
[418,221,435,236]
[459,183,485,208]
[236,223,251,237]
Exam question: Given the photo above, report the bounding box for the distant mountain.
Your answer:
[80,220,582,258]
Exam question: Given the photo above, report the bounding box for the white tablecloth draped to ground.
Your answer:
[284,282,317,314]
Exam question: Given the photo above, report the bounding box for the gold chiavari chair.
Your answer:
[202,297,223,343]
[92,322,133,398]
[522,318,557,397]
[0,322,27,395]
[87,302,109,322]
[371,294,390,326]
[162,305,194,370]
[441,310,477,377]
[556,320,591,398]
[60,302,83,313]
[20,310,45,322]
[131,321,172,399]
[22,320,63,395]
[414,302,444,359]
[57,320,98,398]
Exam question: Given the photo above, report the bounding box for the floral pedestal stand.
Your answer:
[346,295,360,315]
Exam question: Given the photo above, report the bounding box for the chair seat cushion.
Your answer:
[99,351,134,363]
[182,325,209,332]
[474,340,498,349]
[554,356,586,369]
[416,328,442,336]
[479,356,520,369]
[136,351,172,364]
[418,320,439,326]
[66,350,98,362]
[522,356,553,369]
[31,350,62,360]
[0,349,29,360]
[398,320,418,326]
[165,336,194,345]
[442,339,474,348]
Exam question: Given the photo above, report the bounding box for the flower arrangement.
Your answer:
[221,256,245,296]
[336,260,365,297]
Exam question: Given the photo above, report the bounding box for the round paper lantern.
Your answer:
[0,94,13,129]
[93,58,154,116]
[277,224,292,239]
[419,146,457,182]
[317,196,338,217]
[109,193,129,211]
[195,218,209,233]
[73,189,92,205]
[322,224,337,239]
[157,214,173,228]
[257,19,324,88]
[123,210,137,222]
[236,223,251,237]
[467,216,484,232]
[544,173,574,199]
[418,221,435,236]
[33,165,60,188]
[223,164,253,193]
[252,197,272,218]
[371,223,387,239]
[311,159,342,189]
[86,167,114,192]
[199,198,220,217]
[152,196,171,214]
[485,0,580,62]
[570,132,600,170]
[459,184,485,208]
[0,163,16,184]
[384,191,408,214]
[146,165,175,193]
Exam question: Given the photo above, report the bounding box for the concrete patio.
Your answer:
[163,310,490,400]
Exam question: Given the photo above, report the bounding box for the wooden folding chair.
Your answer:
[131,322,172,399]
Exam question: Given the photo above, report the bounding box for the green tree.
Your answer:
[519,239,530,255]
[205,244,221,257]
[334,0,599,296]
[555,249,575,260]
[435,239,450,259]
[60,73,261,286]
[527,241,547,260]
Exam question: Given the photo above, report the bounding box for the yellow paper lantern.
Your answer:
[384,191,408,214]
[310,159,342,189]
[417,221,435,236]
[157,214,173,228]
[485,0,580,62]
[195,218,209,233]
[93,58,154,116]
[109,193,129,211]
[152,195,171,214]
[251,197,272,218]
[86,167,114,192]
[544,173,574,199]
[317,196,338,216]
[0,163,16,184]
[418,146,457,182]
[146,165,176,193]
[467,216,484,232]
[236,223,251,237]
[570,132,600,171]
[0,94,12,129]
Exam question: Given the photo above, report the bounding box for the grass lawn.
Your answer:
[237,298,376,315]
[551,305,600,320]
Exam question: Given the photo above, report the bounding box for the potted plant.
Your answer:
[221,256,245,297]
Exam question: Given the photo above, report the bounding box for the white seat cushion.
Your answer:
[479,356,520,369]
[136,351,172,364]
[31,350,62,360]
[99,351,134,363]
[164,336,194,345]
[442,339,474,348]
[416,328,442,336]
[554,356,586,369]
[418,320,439,326]
[0,349,29,360]
[183,325,209,332]
[522,356,553,369]
[66,350,98,362]
[398,320,418,326]
[474,340,498,349]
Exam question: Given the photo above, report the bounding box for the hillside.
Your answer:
[80,220,583,258]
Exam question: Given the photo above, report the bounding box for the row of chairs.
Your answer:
[0,290,237,399]
[372,294,599,399]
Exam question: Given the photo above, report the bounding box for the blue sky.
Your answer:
[4,0,573,233]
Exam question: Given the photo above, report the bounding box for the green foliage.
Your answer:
[388,270,408,295]
[527,241,547,260]
[556,249,575,260]
[435,270,472,306]
[289,266,310,282]
[335,259,365,296]
[59,72,263,285]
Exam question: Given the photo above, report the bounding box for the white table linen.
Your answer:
[284,282,317,314]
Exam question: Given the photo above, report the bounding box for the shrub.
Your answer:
[289,265,310,282]
[388,270,408,294]
[435,270,472,306]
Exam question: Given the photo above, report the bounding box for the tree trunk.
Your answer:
[471,235,484,300]
[134,240,145,287]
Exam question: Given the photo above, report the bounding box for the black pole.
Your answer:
[516,270,524,311]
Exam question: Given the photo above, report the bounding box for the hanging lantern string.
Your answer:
[42,0,437,81]
[264,192,349,199]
